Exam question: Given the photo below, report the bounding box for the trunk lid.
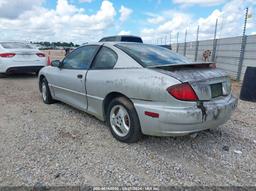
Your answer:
[151,63,231,101]
[6,49,40,62]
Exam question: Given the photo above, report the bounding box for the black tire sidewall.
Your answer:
[41,78,53,104]
[107,97,142,143]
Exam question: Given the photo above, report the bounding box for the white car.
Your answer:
[0,42,47,75]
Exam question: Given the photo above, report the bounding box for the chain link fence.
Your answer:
[149,8,256,81]
[169,34,256,81]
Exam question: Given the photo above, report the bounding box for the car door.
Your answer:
[86,46,118,118]
[50,45,99,111]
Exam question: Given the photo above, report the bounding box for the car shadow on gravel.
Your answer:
[0,73,37,79]
[139,123,251,161]
[141,128,221,146]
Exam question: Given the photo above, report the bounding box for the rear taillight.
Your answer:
[0,53,16,58]
[167,82,198,101]
[36,53,45,57]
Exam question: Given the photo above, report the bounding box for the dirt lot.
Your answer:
[0,75,256,187]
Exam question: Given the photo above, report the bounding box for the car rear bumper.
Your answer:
[133,95,238,136]
[0,58,46,73]
[6,66,44,74]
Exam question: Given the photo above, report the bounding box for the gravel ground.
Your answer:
[0,75,256,187]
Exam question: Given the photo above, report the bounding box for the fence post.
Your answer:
[176,32,179,53]
[194,26,199,62]
[237,35,248,81]
[170,32,172,44]
[183,29,187,56]
[212,19,218,62]
[237,7,248,81]
[169,32,172,49]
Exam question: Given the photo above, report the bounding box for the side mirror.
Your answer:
[51,60,61,68]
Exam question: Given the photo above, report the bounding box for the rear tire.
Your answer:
[41,78,55,104]
[107,97,142,143]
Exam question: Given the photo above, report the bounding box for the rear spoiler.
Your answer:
[147,62,216,69]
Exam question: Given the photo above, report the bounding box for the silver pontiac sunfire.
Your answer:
[38,42,238,143]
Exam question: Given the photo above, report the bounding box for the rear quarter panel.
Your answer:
[85,68,194,120]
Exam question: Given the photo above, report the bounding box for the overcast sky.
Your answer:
[0,0,255,44]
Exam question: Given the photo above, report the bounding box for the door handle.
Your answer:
[77,74,83,79]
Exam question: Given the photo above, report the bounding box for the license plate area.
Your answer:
[21,54,32,58]
[210,83,223,98]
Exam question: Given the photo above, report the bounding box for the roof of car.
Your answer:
[80,41,144,47]
[101,35,142,38]
[99,35,143,43]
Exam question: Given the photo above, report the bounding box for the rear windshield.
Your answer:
[0,42,33,49]
[115,43,190,67]
[121,37,143,43]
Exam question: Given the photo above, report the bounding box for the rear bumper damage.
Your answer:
[133,95,238,136]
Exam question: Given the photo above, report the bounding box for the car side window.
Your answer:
[92,47,118,69]
[104,37,116,42]
[62,45,98,70]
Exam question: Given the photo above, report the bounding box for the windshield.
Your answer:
[115,43,190,67]
[0,42,33,49]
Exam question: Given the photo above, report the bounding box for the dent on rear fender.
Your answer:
[196,101,207,121]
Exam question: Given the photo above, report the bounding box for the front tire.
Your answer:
[41,78,55,104]
[107,97,142,143]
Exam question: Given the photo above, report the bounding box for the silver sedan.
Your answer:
[38,42,238,143]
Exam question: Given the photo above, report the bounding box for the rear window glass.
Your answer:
[0,42,33,49]
[115,43,190,67]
